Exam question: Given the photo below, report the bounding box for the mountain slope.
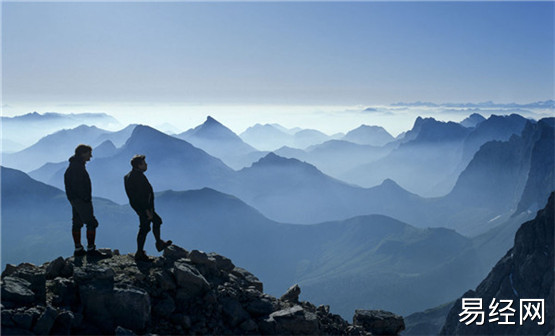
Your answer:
[440,192,554,335]
[177,116,261,169]
[1,112,120,149]
[2,125,109,172]
[515,118,555,214]
[276,140,393,179]
[343,117,471,196]
[240,123,294,151]
[90,125,236,203]
[220,153,427,225]
[342,125,394,146]
[2,124,137,172]
[2,167,483,318]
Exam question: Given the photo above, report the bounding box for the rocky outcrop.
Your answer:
[1,246,404,335]
[440,192,554,335]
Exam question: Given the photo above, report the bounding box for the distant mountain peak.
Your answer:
[460,113,486,128]
[205,115,221,126]
[181,116,241,142]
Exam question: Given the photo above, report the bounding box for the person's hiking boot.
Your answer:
[86,246,109,259]
[155,239,173,252]
[74,246,86,257]
[135,250,153,262]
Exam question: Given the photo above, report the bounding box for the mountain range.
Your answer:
[1,112,120,152]
[342,114,530,197]
[2,124,136,172]
[1,166,486,317]
[24,115,553,238]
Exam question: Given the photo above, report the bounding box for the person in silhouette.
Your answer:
[64,144,107,258]
[124,154,172,262]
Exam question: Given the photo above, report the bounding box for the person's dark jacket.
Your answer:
[124,169,154,214]
[64,155,92,202]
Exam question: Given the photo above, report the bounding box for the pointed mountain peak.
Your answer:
[205,116,221,125]
[183,116,241,141]
[126,124,175,145]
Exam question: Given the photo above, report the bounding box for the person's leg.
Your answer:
[136,213,151,257]
[71,205,86,256]
[152,212,172,252]
[74,200,105,258]
[77,201,99,251]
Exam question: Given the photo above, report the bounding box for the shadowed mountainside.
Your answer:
[440,192,554,335]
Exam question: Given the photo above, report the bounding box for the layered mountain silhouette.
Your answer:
[343,114,535,197]
[240,123,341,151]
[219,153,427,225]
[443,118,554,234]
[275,140,393,178]
[3,124,137,172]
[240,123,296,151]
[28,125,235,203]
[2,166,488,317]
[343,117,472,196]
[176,116,264,169]
[1,112,120,151]
[458,114,529,171]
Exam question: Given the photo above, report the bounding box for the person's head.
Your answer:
[75,144,93,162]
[131,154,147,172]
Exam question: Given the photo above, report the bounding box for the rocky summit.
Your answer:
[1,246,404,335]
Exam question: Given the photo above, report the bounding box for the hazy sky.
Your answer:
[2,1,554,134]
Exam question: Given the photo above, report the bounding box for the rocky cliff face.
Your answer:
[440,192,554,335]
[1,246,405,335]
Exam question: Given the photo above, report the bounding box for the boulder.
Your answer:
[32,305,58,335]
[48,277,78,308]
[1,277,35,307]
[208,253,235,272]
[268,305,320,334]
[353,309,405,335]
[281,284,301,303]
[111,286,151,331]
[51,310,75,335]
[7,265,46,305]
[74,265,116,330]
[45,257,66,280]
[221,297,250,327]
[163,245,189,262]
[173,262,210,294]
[246,297,275,316]
[12,309,37,330]
[153,270,176,291]
[231,267,263,292]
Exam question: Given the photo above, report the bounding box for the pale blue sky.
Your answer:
[1,1,554,137]
[3,1,554,107]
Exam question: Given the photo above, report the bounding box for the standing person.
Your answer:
[64,144,107,258]
[124,155,172,262]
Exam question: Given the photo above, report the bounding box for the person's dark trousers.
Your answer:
[70,199,99,252]
[136,212,163,253]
